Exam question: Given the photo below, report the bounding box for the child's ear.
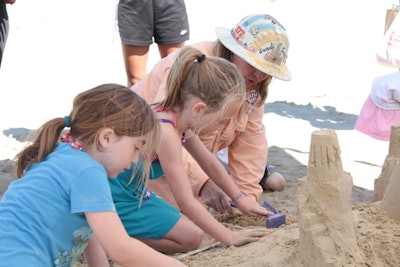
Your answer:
[192,102,206,117]
[99,128,116,147]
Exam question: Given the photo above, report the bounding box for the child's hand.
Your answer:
[230,228,272,247]
[200,179,233,214]
[234,195,274,217]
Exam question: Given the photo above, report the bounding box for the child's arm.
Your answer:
[184,131,272,217]
[85,211,186,267]
[157,126,270,246]
[84,234,110,267]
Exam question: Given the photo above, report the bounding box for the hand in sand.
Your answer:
[234,195,274,217]
[200,179,274,217]
[231,228,273,247]
[200,179,233,214]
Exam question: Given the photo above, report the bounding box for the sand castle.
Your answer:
[379,161,400,221]
[374,125,400,221]
[297,129,364,266]
[373,125,400,202]
[297,127,400,266]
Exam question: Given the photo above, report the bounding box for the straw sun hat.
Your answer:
[215,13,291,81]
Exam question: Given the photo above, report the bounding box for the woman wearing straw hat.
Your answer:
[132,13,292,214]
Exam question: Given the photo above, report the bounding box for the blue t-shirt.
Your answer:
[0,143,115,267]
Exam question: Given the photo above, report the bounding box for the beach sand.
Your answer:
[1,0,399,266]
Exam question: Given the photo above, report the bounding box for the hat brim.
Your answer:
[215,27,292,81]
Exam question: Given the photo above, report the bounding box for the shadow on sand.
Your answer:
[264,101,358,130]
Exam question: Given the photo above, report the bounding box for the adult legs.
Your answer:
[157,42,185,58]
[121,44,150,87]
[121,42,186,87]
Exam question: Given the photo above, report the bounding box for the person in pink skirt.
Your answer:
[354,70,400,141]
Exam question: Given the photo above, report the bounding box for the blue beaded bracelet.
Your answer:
[231,192,244,203]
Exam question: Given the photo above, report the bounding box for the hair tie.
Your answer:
[197,54,206,63]
[64,116,71,127]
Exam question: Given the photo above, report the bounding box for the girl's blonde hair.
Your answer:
[213,40,273,107]
[157,46,246,119]
[15,84,160,187]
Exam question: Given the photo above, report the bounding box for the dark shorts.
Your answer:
[118,0,190,46]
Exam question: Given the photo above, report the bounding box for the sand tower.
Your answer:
[379,161,400,221]
[297,129,364,266]
[375,125,400,221]
[373,125,400,202]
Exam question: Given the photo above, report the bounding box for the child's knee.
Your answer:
[184,228,204,251]
[264,172,285,191]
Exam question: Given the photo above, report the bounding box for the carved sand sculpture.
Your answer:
[375,125,400,221]
[297,129,364,266]
[373,125,400,202]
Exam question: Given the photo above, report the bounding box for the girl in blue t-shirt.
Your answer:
[0,84,185,266]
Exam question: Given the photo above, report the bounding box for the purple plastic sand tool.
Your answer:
[262,201,286,229]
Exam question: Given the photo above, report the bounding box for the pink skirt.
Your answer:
[354,96,400,141]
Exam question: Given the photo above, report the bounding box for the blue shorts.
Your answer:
[109,163,180,239]
[118,0,190,46]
